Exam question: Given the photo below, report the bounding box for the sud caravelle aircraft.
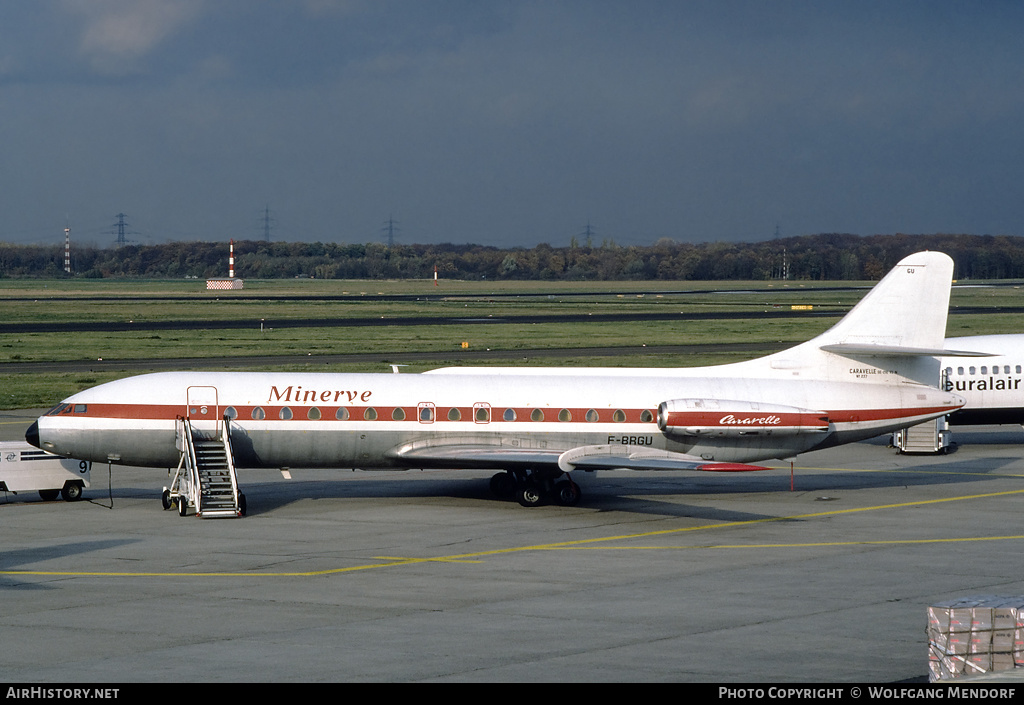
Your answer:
[27,251,971,511]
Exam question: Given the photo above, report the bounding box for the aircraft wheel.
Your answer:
[61,482,83,502]
[38,489,60,501]
[489,472,515,500]
[516,485,545,508]
[553,480,581,507]
[161,489,172,510]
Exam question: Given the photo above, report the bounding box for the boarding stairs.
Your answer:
[168,416,245,518]
[893,369,953,454]
[894,417,951,454]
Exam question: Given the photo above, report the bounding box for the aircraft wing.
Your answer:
[387,443,563,469]
[387,442,768,473]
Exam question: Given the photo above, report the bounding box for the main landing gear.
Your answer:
[489,469,581,507]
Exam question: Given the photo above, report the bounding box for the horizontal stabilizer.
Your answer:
[820,344,996,358]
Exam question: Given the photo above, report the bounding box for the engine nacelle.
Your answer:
[657,398,831,438]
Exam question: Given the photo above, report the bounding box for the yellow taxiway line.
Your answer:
[4,487,1024,579]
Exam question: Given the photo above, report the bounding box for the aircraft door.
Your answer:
[186,386,220,439]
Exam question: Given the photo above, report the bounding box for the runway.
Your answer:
[0,342,780,375]
[2,408,1024,683]
[0,303,1015,335]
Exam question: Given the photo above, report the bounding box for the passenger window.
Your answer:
[335,407,349,421]
[969,367,976,375]
[279,407,293,420]
[225,406,238,421]
[1018,366,1022,374]
[958,367,964,375]
[503,408,516,422]
[251,407,266,420]
[307,407,321,420]
[982,366,988,375]
[558,409,572,422]
[612,409,626,423]
[364,407,377,421]
[585,409,599,422]
[474,403,490,423]
[531,408,544,422]
[419,404,434,423]
[640,410,654,423]
[1005,366,1011,374]
[392,407,406,421]
[447,407,461,421]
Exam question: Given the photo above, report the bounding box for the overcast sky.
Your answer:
[2,1,1023,248]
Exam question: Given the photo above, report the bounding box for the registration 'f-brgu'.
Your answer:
[28,252,975,510]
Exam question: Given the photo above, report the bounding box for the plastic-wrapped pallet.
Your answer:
[928,596,1024,682]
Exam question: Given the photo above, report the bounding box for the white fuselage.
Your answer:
[943,335,1024,425]
[32,358,961,470]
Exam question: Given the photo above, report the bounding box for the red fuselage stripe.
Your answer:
[48,403,954,425]
[50,404,654,423]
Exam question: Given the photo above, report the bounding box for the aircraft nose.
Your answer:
[25,421,40,448]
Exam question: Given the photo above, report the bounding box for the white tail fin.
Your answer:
[814,251,953,350]
[760,251,955,384]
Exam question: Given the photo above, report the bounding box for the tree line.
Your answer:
[2,233,1024,281]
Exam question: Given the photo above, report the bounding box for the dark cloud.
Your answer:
[1,1,1023,248]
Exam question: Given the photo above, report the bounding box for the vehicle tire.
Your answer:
[178,497,188,517]
[61,482,83,502]
[38,489,60,501]
[553,480,581,506]
[489,472,515,500]
[238,493,247,517]
[516,485,544,507]
[161,489,172,510]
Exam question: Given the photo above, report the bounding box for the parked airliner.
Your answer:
[27,251,971,508]
[942,334,1024,425]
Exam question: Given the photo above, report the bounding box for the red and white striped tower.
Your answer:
[229,239,235,279]
[64,224,71,274]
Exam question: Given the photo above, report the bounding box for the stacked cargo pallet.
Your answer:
[928,596,1024,681]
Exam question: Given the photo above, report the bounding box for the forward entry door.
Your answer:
[186,386,220,439]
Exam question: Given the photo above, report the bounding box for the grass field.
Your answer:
[0,277,1021,409]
